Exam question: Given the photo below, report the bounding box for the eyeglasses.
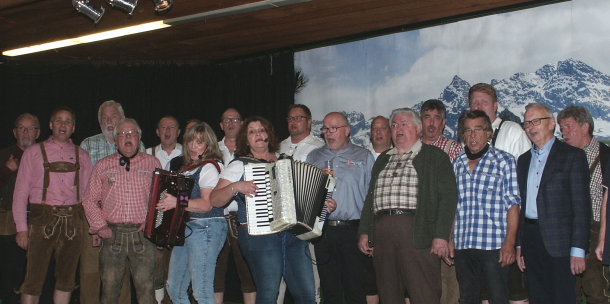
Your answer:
[522,117,551,128]
[15,126,39,133]
[222,118,241,124]
[321,126,347,133]
[287,116,308,122]
[463,127,488,136]
[117,130,139,137]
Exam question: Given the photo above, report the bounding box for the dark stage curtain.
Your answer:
[0,52,295,149]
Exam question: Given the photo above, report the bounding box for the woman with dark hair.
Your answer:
[210,116,317,304]
[157,122,227,304]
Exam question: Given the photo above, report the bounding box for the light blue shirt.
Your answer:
[525,137,554,219]
[306,142,374,221]
[525,137,584,258]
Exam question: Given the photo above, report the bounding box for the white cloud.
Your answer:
[296,0,610,120]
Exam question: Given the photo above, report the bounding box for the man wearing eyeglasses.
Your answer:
[516,103,590,304]
[214,108,257,304]
[279,104,324,162]
[0,114,40,304]
[450,110,520,304]
[218,108,242,165]
[83,118,161,304]
[13,107,93,304]
[80,100,144,304]
[469,83,530,304]
[306,112,375,304]
[276,104,324,303]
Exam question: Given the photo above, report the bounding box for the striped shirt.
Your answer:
[82,151,161,233]
[452,145,520,250]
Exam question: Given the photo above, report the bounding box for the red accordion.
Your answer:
[145,169,194,247]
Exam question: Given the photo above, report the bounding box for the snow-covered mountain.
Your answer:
[311,59,610,148]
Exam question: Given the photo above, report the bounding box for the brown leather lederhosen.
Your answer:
[31,142,82,239]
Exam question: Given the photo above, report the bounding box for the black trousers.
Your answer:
[0,234,26,304]
[314,225,366,304]
[521,222,575,304]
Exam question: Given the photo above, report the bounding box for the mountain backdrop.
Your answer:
[310,59,610,149]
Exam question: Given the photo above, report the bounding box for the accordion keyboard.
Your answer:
[244,164,274,235]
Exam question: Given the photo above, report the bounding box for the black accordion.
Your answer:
[145,169,194,247]
[243,159,336,240]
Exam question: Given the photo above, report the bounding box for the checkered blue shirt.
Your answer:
[452,145,520,250]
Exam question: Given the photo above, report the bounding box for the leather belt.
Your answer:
[326,219,360,227]
[524,218,538,225]
[376,209,415,215]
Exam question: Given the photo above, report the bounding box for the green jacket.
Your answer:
[358,143,458,249]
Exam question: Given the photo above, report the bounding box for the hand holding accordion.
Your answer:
[244,159,336,240]
[144,169,195,247]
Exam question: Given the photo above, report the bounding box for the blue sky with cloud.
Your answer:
[295,0,610,120]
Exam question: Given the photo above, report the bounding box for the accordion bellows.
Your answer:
[244,159,336,240]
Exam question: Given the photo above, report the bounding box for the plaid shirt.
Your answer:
[82,152,161,233]
[583,137,603,221]
[81,133,146,165]
[373,141,421,213]
[429,135,463,162]
[452,145,520,250]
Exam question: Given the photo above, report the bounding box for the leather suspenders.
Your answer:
[39,142,81,204]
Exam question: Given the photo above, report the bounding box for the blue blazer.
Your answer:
[517,138,591,257]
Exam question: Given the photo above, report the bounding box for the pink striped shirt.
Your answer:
[82,152,161,233]
[12,137,93,232]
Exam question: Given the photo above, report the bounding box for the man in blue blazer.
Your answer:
[516,103,591,304]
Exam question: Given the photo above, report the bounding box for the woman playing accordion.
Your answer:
[157,122,227,304]
[211,116,333,304]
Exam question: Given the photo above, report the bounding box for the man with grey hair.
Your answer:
[307,112,375,304]
[83,118,161,304]
[517,103,590,304]
[557,105,610,303]
[0,113,40,304]
[80,100,144,304]
[359,108,457,304]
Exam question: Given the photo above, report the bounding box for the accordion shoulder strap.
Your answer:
[183,159,222,173]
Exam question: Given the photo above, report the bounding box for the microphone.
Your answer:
[198,147,208,160]
[263,138,269,143]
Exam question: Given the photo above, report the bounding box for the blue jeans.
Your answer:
[166,217,227,304]
[454,249,509,304]
[237,227,315,304]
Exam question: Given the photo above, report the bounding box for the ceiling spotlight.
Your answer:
[153,0,172,13]
[105,0,138,15]
[73,0,105,24]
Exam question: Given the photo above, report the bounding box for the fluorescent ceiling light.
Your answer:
[3,21,169,57]
[2,0,312,57]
